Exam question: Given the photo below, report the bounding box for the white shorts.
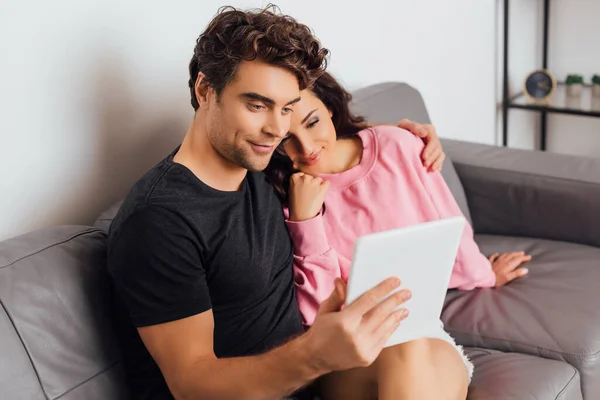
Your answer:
[427,320,474,383]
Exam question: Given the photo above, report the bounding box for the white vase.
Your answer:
[566,84,583,97]
[593,84,600,98]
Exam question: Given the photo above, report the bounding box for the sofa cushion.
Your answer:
[466,347,581,399]
[441,137,600,249]
[351,82,473,225]
[443,235,600,398]
[0,226,128,400]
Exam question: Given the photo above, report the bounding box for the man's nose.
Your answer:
[265,112,289,138]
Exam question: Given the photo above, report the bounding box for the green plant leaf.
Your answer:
[566,74,584,85]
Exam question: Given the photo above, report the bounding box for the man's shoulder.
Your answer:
[108,152,194,239]
[108,166,282,245]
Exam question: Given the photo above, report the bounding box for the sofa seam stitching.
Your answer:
[468,348,492,356]
[0,228,104,270]
[453,161,600,188]
[554,367,579,400]
[449,330,600,359]
[52,360,121,400]
[0,297,49,400]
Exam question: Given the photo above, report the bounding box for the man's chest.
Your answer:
[199,203,293,308]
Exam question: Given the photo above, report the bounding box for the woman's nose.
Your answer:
[297,137,313,155]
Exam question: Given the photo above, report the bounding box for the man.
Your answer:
[107,5,446,400]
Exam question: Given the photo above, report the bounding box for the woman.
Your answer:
[264,72,531,399]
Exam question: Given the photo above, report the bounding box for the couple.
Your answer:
[107,5,531,400]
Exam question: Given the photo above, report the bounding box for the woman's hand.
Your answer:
[490,251,532,287]
[288,172,330,222]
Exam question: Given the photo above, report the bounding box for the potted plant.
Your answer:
[592,74,600,98]
[566,74,584,97]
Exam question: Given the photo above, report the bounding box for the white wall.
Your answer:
[0,0,497,241]
[0,0,255,241]
[499,0,600,155]
[271,0,497,145]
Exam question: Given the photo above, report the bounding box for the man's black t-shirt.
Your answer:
[107,149,304,399]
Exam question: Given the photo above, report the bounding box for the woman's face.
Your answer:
[281,89,336,175]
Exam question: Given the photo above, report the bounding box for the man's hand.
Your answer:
[305,277,411,373]
[397,119,445,172]
[288,172,330,222]
[490,251,532,287]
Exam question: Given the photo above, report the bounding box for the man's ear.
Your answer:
[194,72,213,108]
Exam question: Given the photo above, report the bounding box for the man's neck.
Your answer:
[173,118,247,192]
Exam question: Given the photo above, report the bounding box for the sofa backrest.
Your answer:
[94,83,473,230]
[350,82,473,225]
[0,226,128,400]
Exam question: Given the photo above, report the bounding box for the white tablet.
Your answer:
[345,216,466,347]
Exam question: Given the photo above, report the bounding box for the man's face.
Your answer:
[203,61,301,172]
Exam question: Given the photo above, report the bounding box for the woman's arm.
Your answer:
[286,214,352,326]
[285,173,352,326]
[394,132,497,290]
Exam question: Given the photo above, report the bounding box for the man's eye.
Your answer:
[282,107,293,114]
[249,104,264,111]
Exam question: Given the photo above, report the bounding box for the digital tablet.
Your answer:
[345,216,465,347]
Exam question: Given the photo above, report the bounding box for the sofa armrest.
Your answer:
[441,139,600,248]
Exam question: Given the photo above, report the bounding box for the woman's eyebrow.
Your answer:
[302,109,318,124]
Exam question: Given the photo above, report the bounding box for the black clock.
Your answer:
[524,69,556,101]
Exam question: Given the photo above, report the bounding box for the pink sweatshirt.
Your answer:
[285,126,496,326]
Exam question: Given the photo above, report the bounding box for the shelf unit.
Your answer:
[501,0,600,151]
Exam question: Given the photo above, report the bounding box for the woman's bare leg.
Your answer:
[317,365,377,400]
[376,338,469,400]
[317,338,469,400]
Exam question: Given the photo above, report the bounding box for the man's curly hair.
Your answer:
[188,4,329,110]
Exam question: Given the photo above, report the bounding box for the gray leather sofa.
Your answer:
[1,82,598,399]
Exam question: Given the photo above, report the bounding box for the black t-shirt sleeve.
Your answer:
[108,206,211,327]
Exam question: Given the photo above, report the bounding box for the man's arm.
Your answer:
[139,278,411,400]
[110,206,319,399]
[139,309,318,400]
